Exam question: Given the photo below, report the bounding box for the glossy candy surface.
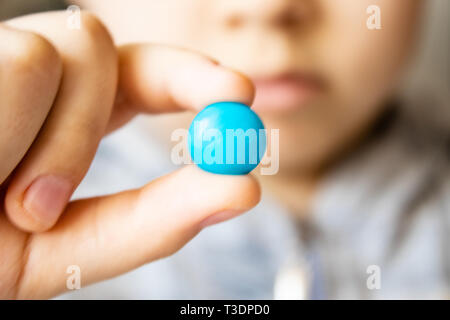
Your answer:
[188,102,266,175]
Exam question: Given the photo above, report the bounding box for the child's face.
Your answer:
[81,0,423,172]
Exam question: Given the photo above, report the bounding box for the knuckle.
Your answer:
[62,11,117,73]
[5,32,62,81]
[77,12,116,59]
[80,11,105,34]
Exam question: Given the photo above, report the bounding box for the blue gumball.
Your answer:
[188,101,266,175]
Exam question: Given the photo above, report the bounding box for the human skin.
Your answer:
[0,12,259,299]
[0,0,423,298]
[80,0,424,212]
[80,0,423,170]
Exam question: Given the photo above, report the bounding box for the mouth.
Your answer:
[251,73,324,113]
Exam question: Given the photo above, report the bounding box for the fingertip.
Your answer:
[208,65,256,107]
[4,175,72,233]
[240,172,262,209]
[186,166,261,229]
[177,165,261,212]
[222,66,256,106]
[4,195,51,233]
[167,50,255,111]
[117,44,255,115]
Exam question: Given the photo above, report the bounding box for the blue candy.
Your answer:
[188,101,266,175]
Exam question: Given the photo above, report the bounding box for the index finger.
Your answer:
[108,44,255,132]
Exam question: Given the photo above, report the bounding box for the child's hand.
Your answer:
[0,11,259,299]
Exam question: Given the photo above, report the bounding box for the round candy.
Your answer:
[188,101,266,175]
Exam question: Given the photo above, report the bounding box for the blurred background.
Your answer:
[0,0,449,300]
[1,0,448,131]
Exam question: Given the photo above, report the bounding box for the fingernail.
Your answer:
[23,175,73,227]
[199,210,243,229]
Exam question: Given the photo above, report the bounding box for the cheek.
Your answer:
[83,0,209,46]
[281,0,424,168]
[317,0,421,110]
[317,0,419,104]
[263,0,422,170]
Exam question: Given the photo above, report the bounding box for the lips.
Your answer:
[251,73,323,113]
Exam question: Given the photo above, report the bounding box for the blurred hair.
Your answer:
[400,0,450,133]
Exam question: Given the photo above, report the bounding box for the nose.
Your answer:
[205,0,317,77]
[217,0,311,30]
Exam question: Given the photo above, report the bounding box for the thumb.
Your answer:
[15,165,261,299]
